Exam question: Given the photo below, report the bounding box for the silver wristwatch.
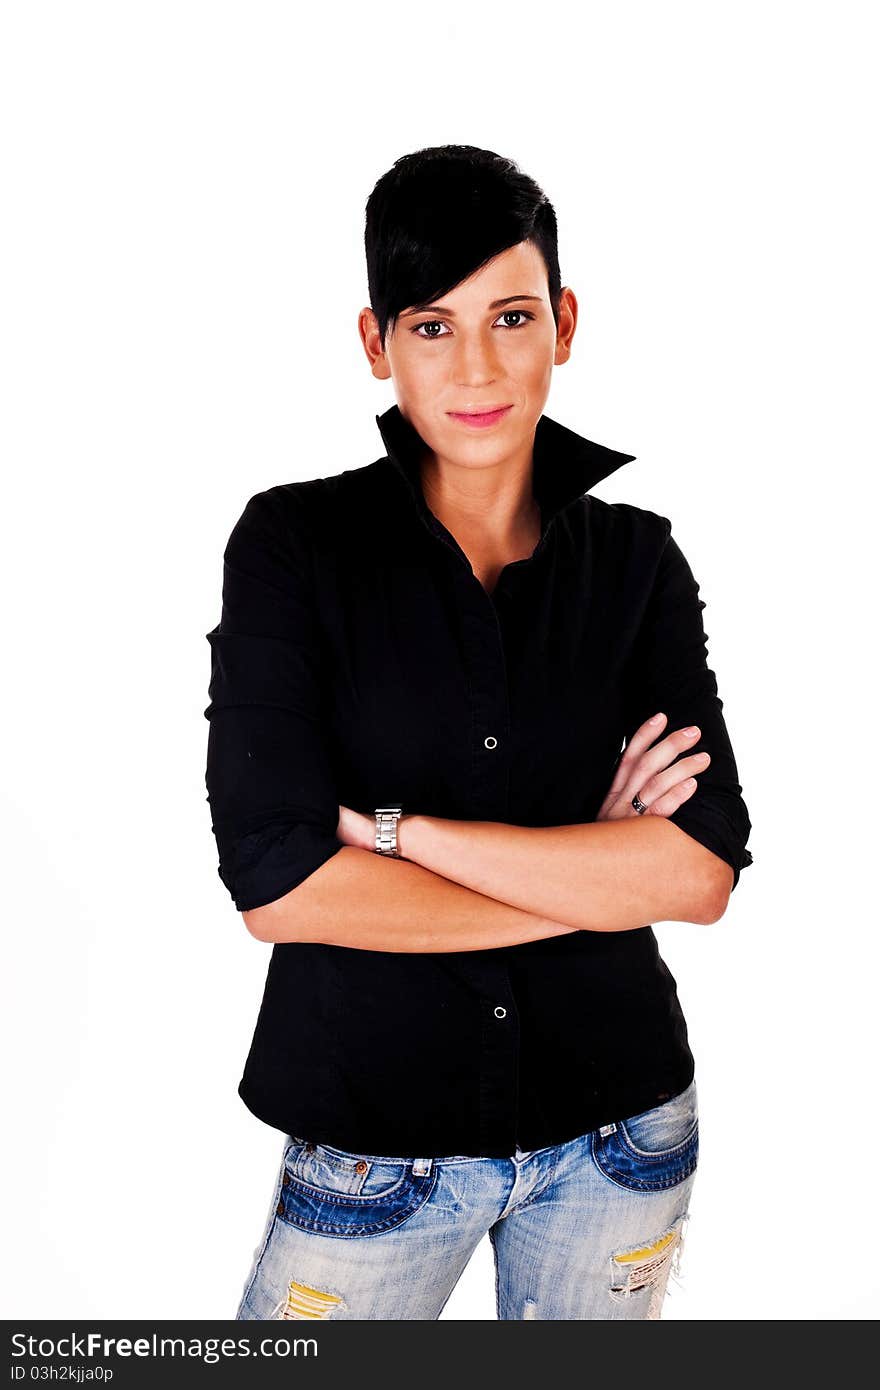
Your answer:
[374,805,404,857]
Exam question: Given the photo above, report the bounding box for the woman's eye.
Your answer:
[411,310,535,339]
[412,320,451,339]
[494,309,534,329]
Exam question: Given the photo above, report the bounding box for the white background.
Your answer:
[2,0,877,1321]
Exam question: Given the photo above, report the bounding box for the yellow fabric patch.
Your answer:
[614,1229,678,1264]
[282,1279,344,1319]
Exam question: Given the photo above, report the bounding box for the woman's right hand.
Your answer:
[596,713,711,821]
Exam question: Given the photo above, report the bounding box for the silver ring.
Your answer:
[632,792,648,815]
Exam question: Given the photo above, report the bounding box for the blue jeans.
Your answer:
[236,1079,698,1320]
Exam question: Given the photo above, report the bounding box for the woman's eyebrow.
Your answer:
[400,294,544,318]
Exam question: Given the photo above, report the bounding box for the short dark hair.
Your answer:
[364,144,562,351]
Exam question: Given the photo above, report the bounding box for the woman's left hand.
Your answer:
[596,713,711,821]
[336,804,376,852]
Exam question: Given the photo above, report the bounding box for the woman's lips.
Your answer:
[447,405,513,429]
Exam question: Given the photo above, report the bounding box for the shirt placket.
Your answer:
[422,509,523,1154]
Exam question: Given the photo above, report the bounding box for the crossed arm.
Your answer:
[211,496,749,951]
[243,714,733,949]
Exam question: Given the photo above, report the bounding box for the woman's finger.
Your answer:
[640,750,711,805]
[642,774,701,819]
[598,712,668,814]
[628,750,711,817]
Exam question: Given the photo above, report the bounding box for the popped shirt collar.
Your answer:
[375,402,637,536]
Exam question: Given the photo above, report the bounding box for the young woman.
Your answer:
[204,145,753,1321]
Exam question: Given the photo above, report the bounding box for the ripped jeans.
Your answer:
[235,1078,698,1321]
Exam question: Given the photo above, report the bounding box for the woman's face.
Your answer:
[363,239,577,464]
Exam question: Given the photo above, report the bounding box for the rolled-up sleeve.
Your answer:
[623,519,754,891]
[203,486,344,912]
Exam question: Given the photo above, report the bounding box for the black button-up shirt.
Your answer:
[204,403,753,1158]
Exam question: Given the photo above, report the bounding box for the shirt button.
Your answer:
[484,735,498,749]
[494,1006,507,1018]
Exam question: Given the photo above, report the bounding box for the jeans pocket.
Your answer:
[591,1082,699,1193]
[277,1141,438,1238]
